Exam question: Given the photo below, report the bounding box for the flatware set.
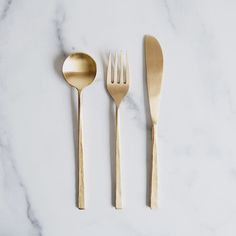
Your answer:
[61,35,163,210]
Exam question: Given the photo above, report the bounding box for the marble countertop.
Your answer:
[1,0,236,235]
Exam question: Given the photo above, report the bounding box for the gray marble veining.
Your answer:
[0,0,13,21]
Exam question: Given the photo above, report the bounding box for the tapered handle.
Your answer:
[115,106,122,209]
[150,124,158,208]
[78,91,85,209]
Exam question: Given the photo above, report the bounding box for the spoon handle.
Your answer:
[78,91,85,209]
[150,124,158,208]
[115,106,122,209]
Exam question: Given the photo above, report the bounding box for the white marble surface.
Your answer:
[1,0,236,235]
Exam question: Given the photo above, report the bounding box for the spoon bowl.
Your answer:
[62,53,97,90]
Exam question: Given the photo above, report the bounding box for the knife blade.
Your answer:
[145,35,163,208]
[145,35,163,124]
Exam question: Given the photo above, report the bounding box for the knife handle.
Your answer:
[150,124,158,208]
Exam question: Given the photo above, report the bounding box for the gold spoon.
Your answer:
[62,52,97,209]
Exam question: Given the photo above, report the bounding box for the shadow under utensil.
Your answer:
[101,52,116,207]
[142,39,152,207]
[53,53,78,207]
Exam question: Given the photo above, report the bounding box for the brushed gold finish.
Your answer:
[145,35,163,208]
[150,125,157,208]
[106,52,130,209]
[62,52,97,210]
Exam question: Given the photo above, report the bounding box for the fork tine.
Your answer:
[114,52,118,83]
[125,52,129,84]
[120,51,124,84]
[107,52,112,84]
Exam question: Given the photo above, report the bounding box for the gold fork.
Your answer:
[106,52,130,209]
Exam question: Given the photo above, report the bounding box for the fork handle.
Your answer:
[115,106,122,209]
[150,124,158,208]
[78,91,85,209]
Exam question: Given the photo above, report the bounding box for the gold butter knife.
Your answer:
[145,35,164,208]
